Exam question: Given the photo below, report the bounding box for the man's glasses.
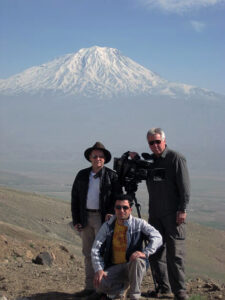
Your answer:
[148,140,162,146]
[115,205,130,211]
[91,155,105,159]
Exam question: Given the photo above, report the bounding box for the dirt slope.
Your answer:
[0,187,224,299]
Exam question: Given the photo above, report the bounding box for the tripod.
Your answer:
[123,180,142,219]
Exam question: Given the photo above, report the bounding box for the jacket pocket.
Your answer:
[175,223,186,240]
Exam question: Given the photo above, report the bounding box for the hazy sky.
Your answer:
[0,0,225,95]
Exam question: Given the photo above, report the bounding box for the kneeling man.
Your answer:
[90,194,162,300]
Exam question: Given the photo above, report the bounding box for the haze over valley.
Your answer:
[1,46,225,230]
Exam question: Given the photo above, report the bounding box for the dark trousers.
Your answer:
[149,213,186,294]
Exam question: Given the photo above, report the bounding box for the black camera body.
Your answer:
[113,151,153,193]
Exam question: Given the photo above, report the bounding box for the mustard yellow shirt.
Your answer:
[112,221,128,264]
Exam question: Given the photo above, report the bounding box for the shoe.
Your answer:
[74,288,95,297]
[141,290,158,297]
[141,290,173,298]
[100,295,111,300]
[129,296,145,300]
[86,292,107,300]
[174,291,189,300]
[101,295,124,300]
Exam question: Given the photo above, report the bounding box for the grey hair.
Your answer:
[146,128,166,140]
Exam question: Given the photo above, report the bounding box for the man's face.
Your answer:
[89,149,105,171]
[115,200,132,221]
[147,133,166,156]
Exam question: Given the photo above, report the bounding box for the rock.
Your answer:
[211,283,222,291]
[51,251,56,260]
[204,282,221,291]
[2,259,8,265]
[13,249,24,257]
[59,245,69,252]
[32,251,53,266]
[0,235,8,244]
[25,250,33,259]
[215,295,223,299]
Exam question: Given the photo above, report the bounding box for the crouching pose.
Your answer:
[89,194,162,300]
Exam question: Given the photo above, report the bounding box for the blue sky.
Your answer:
[0,0,225,95]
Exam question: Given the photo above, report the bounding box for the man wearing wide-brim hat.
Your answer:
[71,142,121,298]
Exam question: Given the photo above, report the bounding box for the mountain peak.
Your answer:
[0,46,219,99]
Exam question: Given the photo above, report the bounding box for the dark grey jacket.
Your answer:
[71,166,121,227]
[146,147,190,218]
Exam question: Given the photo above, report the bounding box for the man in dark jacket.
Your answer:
[71,142,120,298]
[130,128,190,300]
[145,128,190,300]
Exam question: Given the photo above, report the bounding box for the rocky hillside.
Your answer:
[0,187,224,300]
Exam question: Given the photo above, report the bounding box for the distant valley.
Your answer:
[0,45,224,232]
[0,167,225,231]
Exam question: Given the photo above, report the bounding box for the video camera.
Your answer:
[113,151,153,194]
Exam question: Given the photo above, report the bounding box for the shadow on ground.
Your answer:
[26,292,80,300]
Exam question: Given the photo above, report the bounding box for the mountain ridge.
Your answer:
[0,46,221,99]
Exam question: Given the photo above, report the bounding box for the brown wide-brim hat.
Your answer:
[84,141,111,164]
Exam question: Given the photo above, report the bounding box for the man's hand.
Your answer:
[176,211,187,225]
[129,152,139,159]
[105,214,113,221]
[129,251,146,261]
[93,270,107,288]
[74,223,83,232]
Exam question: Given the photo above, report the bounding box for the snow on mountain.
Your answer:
[0,46,219,99]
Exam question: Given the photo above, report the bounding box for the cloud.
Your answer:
[190,20,206,32]
[138,0,225,13]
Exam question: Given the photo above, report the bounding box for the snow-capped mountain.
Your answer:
[0,46,218,99]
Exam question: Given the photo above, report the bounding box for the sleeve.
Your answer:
[71,172,81,225]
[141,220,163,258]
[91,223,108,272]
[175,155,191,211]
[107,170,123,215]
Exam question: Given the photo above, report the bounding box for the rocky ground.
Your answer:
[0,231,224,300]
[0,187,224,300]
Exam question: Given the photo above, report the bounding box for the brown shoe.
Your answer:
[74,289,95,297]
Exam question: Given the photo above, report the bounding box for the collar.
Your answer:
[108,214,133,226]
[160,145,168,158]
[152,145,168,159]
[92,167,104,178]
